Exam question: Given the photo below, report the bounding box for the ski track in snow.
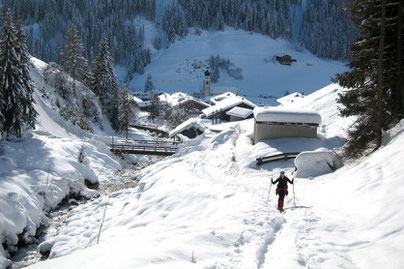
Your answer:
[185,134,294,269]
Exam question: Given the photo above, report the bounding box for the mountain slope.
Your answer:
[128,27,348,98]
[0,58,123,268]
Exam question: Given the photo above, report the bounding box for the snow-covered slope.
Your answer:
[23,84,404,269]
[0,58,125,268]
[128,28,348,99]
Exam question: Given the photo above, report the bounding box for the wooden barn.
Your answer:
[177,99,210,112]
[253,107,322,144]
[276,54,296,65]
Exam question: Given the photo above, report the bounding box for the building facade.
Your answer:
[253,107,322,144]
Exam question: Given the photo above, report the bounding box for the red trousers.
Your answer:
[277,191,286,209]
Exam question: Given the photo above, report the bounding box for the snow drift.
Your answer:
[294,149,343,178]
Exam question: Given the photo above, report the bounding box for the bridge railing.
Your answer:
[110,144,177,154]
[256,152,300,166]
[111,137,179,146]
[110,137,179,156]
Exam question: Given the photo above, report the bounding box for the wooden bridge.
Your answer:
[110,138,179,156]
[256,152,300,165]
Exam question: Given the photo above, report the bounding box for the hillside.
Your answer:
[1,0,353,97]
[4,79,400,269]
[0,58,155,269]
[128,27,348,98]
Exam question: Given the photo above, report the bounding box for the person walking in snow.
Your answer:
[271,171,294,212]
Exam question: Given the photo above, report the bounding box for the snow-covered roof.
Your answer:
[253,107,322,125]
[203,96,257,117]
[169,118,206,138]
[159,92,210,108]
[226,106,253,119]
[159,92,193,106]
[209,92,237,105]
[180,98,211,108]
[132,96,147,107]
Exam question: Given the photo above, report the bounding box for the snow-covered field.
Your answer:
[5,80,401,269]
[127,27,348,99]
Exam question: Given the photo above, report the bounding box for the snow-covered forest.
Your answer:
[1,0,154,72]
[1,0,355,74]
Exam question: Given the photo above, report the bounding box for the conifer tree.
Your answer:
[0,10,37,138]
[144,74,154,92]
[118,85,136,139]
[335,0,404,157]
[78,59,92,89]
[91,37,120,130]
[60,24,86,90]
[148,92,160,123]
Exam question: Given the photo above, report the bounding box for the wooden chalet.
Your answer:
[177,99,210,112]
[276,54,296,66]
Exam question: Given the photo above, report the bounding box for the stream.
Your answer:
[9,158,162,269]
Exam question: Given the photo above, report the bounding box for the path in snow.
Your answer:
[183,128,355,268]
[260,179,355,269]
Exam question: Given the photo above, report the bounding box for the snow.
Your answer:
[210,86,239,96]
[168,118,206,138]
[294,149,343,178]
[158,92,193,106]
[202,96,257,118]
[129,27,348,98]
[254,106,322,125]
[2,58,404,269]
[226,106,253,119]
[132,95,147,108]
[209,91,237,105]
[0,58,127,268]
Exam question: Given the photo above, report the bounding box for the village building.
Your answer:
[209,92,237,105]
[194,69,239,98]
[132,95,148,111]
[253,107,322,144]
[226,106,254,122]
[275,54,297,66]
[158,92,210,111]
[169,118,206,140]
[177,99,210,112]
[202,95,257,121]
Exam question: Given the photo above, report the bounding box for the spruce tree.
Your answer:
[91,37,119,131]
[144,74,154,92]
[78,59,92,89]
[60,24,86,90]
[118,85,136,139]
[0,10,37,138]
[148,92,160,123]
[335,0,404,157]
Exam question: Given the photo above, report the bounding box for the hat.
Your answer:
[280,171,285,175]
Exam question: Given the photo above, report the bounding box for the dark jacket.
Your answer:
[272,176,293,190]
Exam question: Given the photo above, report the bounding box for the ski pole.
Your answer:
[266,178,273,205]
[291,168,297,207]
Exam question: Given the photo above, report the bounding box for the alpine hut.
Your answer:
[253,107,322,144]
